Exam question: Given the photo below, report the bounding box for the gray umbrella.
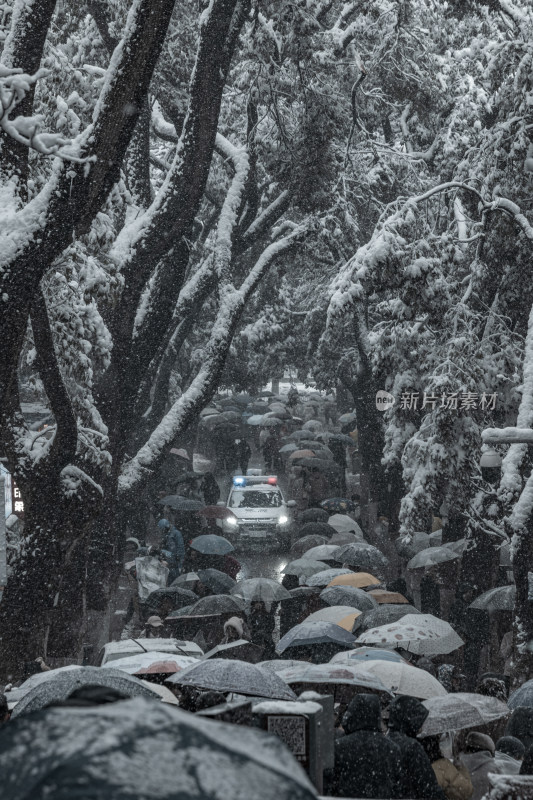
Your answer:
[145,587,198,612]
[419,692,510,736]
[277,621,356,654]
[170,594,245,617]
[509,679,533,709]
[470,585,516,612]
[290,535,328,556]
[201,640,264,663]
[283,558,330,578]
[0,696,316,800]
[305,567,353,587]
[335,543,389,572]
[395,532,431,560]
[197,568,236,594]
[158,495,204,512]
[320,585,379,611]
[168,659,296,701]
[354,604,422,633]
[190,534,235,555]
[298,521,337,538]
[407,546,460,570]
[231,578,291,610]
[300,508,330,524]
[10,667,159,719]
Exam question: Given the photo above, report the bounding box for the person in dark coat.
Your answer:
[235,439,251,475]
[324,694,402,799]
[248,601,276,659]
[505,707,533,752]
[388,695,446,800]
[520,743,533,775]
[200,472,220,506]
[449,583,490,690]
[157,518,185,582]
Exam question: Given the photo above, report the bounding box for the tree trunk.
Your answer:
[511,515,533,687]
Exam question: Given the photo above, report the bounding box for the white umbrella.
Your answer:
[304,567,353,587]
[327,514,364,538]
[110,653,198,676]
[429,529,443,546]
[303,544,343,561]
[330,656,447,700]
[231,578,291,611]
[276,663,391,694]
[282,558,330,578]
[407,546,460,570]
[470,585,516,612]
[357,613,464,656]
[330,531,362,546]
[419,692,509,736]
[168,659,296,701]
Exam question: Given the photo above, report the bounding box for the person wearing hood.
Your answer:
[388,695,446,800]
[459,732,502,800]
[422,735,473,800]
[505,707,533,752]
[494,736,524,774]
[221,616,250,644]
[157,518,185,582]
[324,694,401,798]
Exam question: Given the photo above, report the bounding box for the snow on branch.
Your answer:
[0,64,88,162]
[484,427,533,444]
[213,133,249,284]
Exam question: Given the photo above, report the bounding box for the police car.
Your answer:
[222,473,295,548]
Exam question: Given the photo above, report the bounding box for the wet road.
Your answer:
[235,545,291,582]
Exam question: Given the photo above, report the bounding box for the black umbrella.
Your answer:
[10,667,159,719]
[181,594,245,616]
[201,640,264,663]
[298,521,337,539]
[0,697,316,799]
[197,568,236,594]
[158,495,204,512]
[233,393,252,405]
[354,603,422,633]
[300,508,330,524]
[145,587,198,612]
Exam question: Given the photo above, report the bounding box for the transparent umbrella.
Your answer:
[354,604,421,632]
[277,620,356,654]
[168,659,296,701]
[419,692,509,735]
[320,585,378,611]
[290,535,327,557]
[330,657,448,700]
[470,585,516,612]
[282,558,330,578]
[407,546,460,570]
[305,568,353,587]
[231,578,291,610]
[276,663,391,695]
[335,543,389,572]
[303,545,343,562]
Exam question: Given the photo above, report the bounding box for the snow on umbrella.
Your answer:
[354,604,422,632]
[290,534,328,556]
[276,663,391,695]
[395,532,431,560]
[419,693,509,736]
[282,558,330,578]
[429,529,443,546]
[1,696,316,800]
[279,443,298,454]
[508,679,533,709]
[330,647,407,665]
[407,545,460,570]
[303,420,323,432]
[331,658,448,700]
[294,457,338,471]
[171,572,199,587]
[303,544,342,561]
[10,667,160,719]
[231,578,291,610]
[330,531,363,546]
[197,568,236,594]
[259,660,309,673]
[109,652,199,676]
[169,659,296,701]
[201,640,264,663]
[298,521,337,538]
[305,568,353,587]
[197,506,237,520]
[320,585,378,611]
[145,586,198,611]
[357,613,464,656]
[338,411,357,424]
[247,414,265,426]
[327,572,381,589]
[470,584,516,612]
[335,542,389,572]
[289,430,318,441]
[320,498,357,513]
[182,594,245,616]
[158,495,204,512]
[300,507,329,524]
[445,538,467,555]
[304,606,361,628]
[277,620,356,654]
[5,665,84,707]
[190,534,235,555]
[327,513,364,537]
[368,590,409,605]
[261,416,284,427]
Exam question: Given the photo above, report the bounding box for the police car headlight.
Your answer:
[226,516,238,526]
[278,516,289,525]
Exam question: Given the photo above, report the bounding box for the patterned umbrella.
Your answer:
[357,614,464,656]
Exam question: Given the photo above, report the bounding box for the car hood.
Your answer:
[231,507,285,520]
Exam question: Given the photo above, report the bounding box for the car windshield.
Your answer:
[229,490,282,509]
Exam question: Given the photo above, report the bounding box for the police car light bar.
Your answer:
[233,476,247,486]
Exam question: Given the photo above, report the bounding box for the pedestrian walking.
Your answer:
[157,518,185,582]
[421,735,473,800]
[201,472,220,506]
[305,466,329,508]
[324,694,402,799]
[248,600,276,659]
[459,732,502,800]
[235,438,251,475]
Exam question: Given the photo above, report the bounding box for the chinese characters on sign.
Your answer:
[12,484,24,518]
[399,391,497,411]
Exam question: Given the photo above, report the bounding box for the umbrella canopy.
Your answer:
[110,652,198,676]
[247,414,266,426]
[1,697,316,800]
[330,647,407,664]
[509,679,533,709]
[282,558,330,578]
[335,542,389,572]
[190,534,235,555]
[331,657,448,700]
[197,506,237,520]
[357,613,464,656]
[261,416,284,427]
[470,585,516,612]
[429,529,443,546]
[10,667,159,719]
[368,590,409,605]
[395,532,431,560]
[197,568,236,594]
[258,389,275,396]
[288,448,316,460]
[300,507,330,524]
[145,587,198,611]
[279,443,298,454]
[445,538,467,555]
[327,514,364,537]
[329,531,362,546]
[231,578,291,609]
[176,594,245,616]
[248,402,269,414]
[201,640,264,664]
[289,430,318,441]
[259,660,309,673]
[298,521,338,539]
[305,568,353,587]
[338,411,357,424]
[158,495,204,511]
[293,457,337,471]
[420,692,509,736]
[169,659,296,701]
[200,407,220,416]
[290,534,327,557]
[320,585,378,611]
[277,663,391,695]
[305,606,361,631]
[233,392,252,405]
[328,572,381,589]
[170,447,190,460]
[318,432,355,445]
[277,620,356,654]
[320,498,357,513]
[304,544,343,561]
[171,572,199,588]
[302,419,323,431]
[354,604,422,632]
[407,546,460,570]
